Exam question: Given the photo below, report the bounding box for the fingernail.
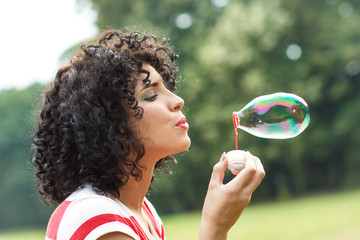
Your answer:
[220,152,226,162]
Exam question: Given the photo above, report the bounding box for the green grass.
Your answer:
[0,228,45,240]
[163,190,360,240]
[1,190,359,240]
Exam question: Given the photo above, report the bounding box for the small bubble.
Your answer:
[175,13,193,29]
[346,60,360,76]
[286,44,302,61]
[338,2,353,18]
[211,0,229,8]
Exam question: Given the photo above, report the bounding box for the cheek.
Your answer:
[129,117,151,142]
[139,108,162,129]
[135,116,158,139]
[131,105,167,143]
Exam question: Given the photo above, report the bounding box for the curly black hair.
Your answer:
[32,29,179,204]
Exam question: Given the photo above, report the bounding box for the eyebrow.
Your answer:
[139,81,160,93]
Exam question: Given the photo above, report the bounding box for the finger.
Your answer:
[244,153,265,192]
[209,152,228,187]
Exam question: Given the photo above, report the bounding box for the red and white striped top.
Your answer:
[45,185,166,240]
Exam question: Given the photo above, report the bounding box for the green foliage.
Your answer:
[184,0,360,201]
[2,0,360,230]
[0,84,53,229]
[83,0,360,213]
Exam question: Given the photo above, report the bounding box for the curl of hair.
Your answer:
[32,29,179,204]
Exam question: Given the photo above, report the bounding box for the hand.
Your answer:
[199,151,265,240]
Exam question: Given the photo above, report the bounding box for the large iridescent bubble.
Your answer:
[233,92,310,139]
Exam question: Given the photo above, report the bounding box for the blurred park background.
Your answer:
[1,0,360,239]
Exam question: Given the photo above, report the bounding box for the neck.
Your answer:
[118,158,155,214]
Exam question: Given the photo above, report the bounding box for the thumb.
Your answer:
[209,152,228,187]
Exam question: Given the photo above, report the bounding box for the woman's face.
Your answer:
[131,63,191,160]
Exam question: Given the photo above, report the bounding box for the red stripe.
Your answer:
[161,224,165,240]
[142,201,164,240]
[46,201,72,240]
[128,216,149,240]
[70,214,149,240]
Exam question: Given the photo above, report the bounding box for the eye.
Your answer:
[142,91,158,101]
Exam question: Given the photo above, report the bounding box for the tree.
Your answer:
[0,84,53,229]
[79,0,360,213]
[188,0,360,200]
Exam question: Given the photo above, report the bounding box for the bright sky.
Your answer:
[0,0,98,91]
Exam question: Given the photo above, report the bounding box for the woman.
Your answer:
[33,29,265,240]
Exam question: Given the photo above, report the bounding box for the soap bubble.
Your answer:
[286,44,302,61]
[233,92,310,139]
[175,13,193,29]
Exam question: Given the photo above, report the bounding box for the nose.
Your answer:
[170,92,184,112]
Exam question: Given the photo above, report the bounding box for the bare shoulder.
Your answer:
[97,232,135,240]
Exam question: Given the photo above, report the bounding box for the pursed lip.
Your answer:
[175,117,189,129]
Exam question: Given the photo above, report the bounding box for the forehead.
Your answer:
[135,64,164,88]
[143,63,162,80]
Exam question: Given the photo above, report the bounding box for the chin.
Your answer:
[177,137,191,153]
[184,138,191,150]
[167,138,191,156]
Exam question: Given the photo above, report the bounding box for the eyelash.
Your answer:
[143,94,158,101]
